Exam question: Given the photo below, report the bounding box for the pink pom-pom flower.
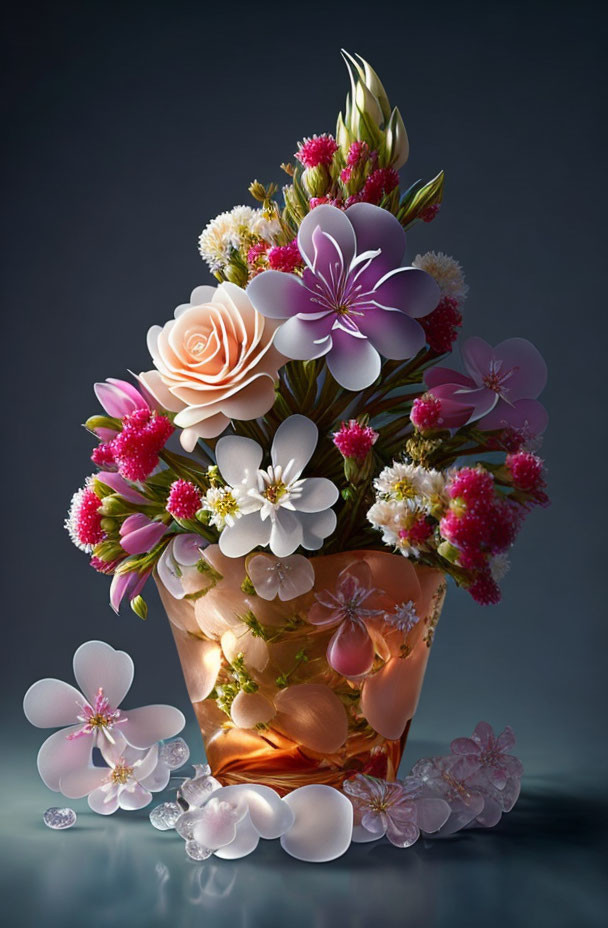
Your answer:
[295,134,338,168]
[333,419,379,461]
[166,479,202,520]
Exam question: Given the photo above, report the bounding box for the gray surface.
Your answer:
[5,728,608,928]
[2,1,607,925]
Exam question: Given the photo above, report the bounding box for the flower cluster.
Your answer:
[23,641,188,813]
[66,51,548,622]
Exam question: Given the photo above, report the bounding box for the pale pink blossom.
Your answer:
[23,641,185,791]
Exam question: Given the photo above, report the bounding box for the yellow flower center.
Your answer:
[111,763,133,785]
[263,481,287,504]
[213,489,239,519]
[392,478,417,500]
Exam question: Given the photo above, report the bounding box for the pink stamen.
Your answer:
[66,687,127,741]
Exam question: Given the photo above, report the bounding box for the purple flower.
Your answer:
[408,756,486,835]
[425,336,548,434]
[247,203,440,390]
[450,721,524,790]
[343,774,421,847]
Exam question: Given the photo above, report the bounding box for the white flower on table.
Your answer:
[23,640,185,791]
[59,740,168,815]
[214,414,339,558]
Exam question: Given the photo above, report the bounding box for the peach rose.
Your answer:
[139,283,285,451]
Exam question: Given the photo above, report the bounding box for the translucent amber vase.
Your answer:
[156,544,445,795]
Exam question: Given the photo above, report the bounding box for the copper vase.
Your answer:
[156,545,445,796]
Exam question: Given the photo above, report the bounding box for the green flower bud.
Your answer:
[224,260,248,287]
[100,495,130,516]
[438,541,461,564]
[84,415,121,435]
[100,517,118,534]
[130,595,148,620]
[386,107,409,170]
[302,165,330,198]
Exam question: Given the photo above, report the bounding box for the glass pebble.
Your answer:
[159,737,190,770]
[43,807,77,830]
[149,802,182,831]
[185,840,212,861]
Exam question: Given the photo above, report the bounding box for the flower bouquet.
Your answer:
[66,52,548,795]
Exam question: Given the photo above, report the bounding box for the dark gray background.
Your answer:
[2,2,607,926]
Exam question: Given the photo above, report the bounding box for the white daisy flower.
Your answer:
[412,251,468,302]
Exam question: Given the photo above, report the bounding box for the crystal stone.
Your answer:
[185,839,213,861]
[149,802,182,831]
[43,807,77,830]
[159,737,190,770]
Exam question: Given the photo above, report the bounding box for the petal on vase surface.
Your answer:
[119,705,185,749]
[23,679,85,728]
[37,725,95,791]
[274,684,348,753]
[213,812,260,860]
[326,620,375,677]
[230,691,276,729]
[281,785,353,862]
[218,785,295,839]
[351,823,383,843]
[221,629,269,672]
[361,647,431,740]
[169,627,221,703]
[72,640,134,709]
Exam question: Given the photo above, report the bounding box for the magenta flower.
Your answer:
[247,203,440,390]
[425,336,548,434]
[343,775,421,847]
[93,378,149,441]
[110,563,152,613]
[119,513,168,555]
[450,721,524,790]
[307,562,387,676]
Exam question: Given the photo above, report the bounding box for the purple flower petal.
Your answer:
[492,338,548,400]
[96,472,148,504]
[297,204,356,272]
[247,271,314,320]
[425,366,476,389]
[273,314,333,360]
[327,619,375,677]
[462,337,494,383]
[345,202,407,270]
[450,736,481,756]
[477,397,548,434]
[356,307,426,360]
[326,328,381,390]
[372,267,440,319]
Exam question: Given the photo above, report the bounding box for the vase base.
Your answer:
[196,701,411,795]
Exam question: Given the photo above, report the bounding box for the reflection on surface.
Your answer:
[4,764,608,928]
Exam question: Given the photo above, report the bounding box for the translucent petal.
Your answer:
[72,640,134,708]
[281,785,353,862]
